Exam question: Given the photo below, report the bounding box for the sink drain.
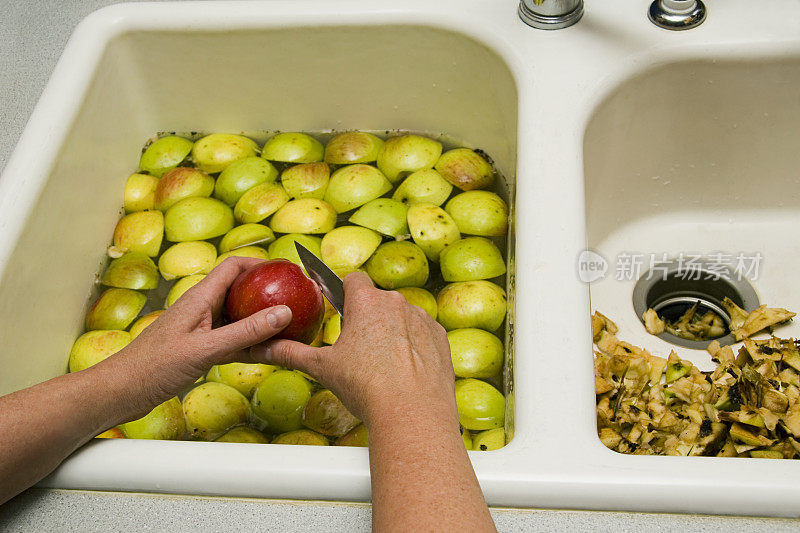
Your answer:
[632,261,760,349]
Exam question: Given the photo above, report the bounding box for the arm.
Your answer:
[0,257,290,505]
[263,273,496,533]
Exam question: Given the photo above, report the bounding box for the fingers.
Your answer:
[342,271,375,317]
[251,339,328,378]
[204,305,292,359]
[178,256,267,314]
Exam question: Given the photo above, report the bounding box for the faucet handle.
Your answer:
[648,0,707,30]
[518,0,584,30]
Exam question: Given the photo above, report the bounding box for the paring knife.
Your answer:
[294,241,345,317]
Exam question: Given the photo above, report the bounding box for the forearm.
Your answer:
[0,364,138,504]
[367,401,496,533]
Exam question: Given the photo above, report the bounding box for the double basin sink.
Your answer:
[1,0,799,517]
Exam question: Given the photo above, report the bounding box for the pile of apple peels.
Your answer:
[594,310,800,458]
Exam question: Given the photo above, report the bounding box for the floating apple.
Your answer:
[154,167,214,211]
[158,241,217,280]
[320,226,382,271]
[215,246,269,267]
[183,382,251,441]
[407,203,460,262]
[322,314,341,345]
[447,328,503,378]
[472,428,505,451]
[129,310,163,339]
[214,156,278,206]
[101,252,159,290]
[376,134,442,183]
[268,234,323,271]
[348,198,409,237]
[364,241,429,289]
[435,148,494,191]
[396,287,438,319]
[124,173,159,212]
[164,197,234,242]
[324,164,392,213]
[262,132,324,163]
[85,288,146,331]
[454,378,505,431]
[215,426,270,443]
[118,397,186,440]
[392,169,452,206]
[439,237,506,282]
[139,135,193,178]
[445,191,508,237]
[112,210,164,257]
[324,131,383,164]
[281,162,330,200]
[206,362,277,398]
[219,223,275,253]
[192,133,258,174]
[164,274,206,307]
[436,280,506,331]
[233,183,290,224]
[272,429,329,445]
[252,370,313,433]
[225,259,325,344]
[69,330,131,373]
[335,424,369,447]
[269,198,337,234]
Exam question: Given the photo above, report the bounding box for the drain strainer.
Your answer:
[632,260,760,349]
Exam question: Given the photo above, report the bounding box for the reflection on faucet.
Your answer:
[518,0,584,30]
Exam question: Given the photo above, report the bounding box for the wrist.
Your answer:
[364,392,461,437]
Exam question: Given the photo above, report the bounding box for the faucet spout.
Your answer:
[518,0,584,30]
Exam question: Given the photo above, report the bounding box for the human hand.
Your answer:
[257,272,455,428]
[93,257,292,420]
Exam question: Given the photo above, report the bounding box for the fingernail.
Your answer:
[267,306,291,328]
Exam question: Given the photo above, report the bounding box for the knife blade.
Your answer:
[294,241,344,316]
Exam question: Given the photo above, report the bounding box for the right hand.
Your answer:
[253,272,456,428]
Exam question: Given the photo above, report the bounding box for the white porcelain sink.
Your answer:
[2,0,800,518]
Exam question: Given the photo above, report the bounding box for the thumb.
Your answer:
[206,305,292,359]
[251,339,328,378]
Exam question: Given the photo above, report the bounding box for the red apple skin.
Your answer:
[225,259,325,344]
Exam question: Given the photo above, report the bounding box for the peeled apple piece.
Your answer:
[119,397,186,440]
[158,241,216,280]
[445,191,508,237]
[407,203,460,262]
[154,167,215,211]
[206,362,277,398]
[324,164,393,213]
[435,148,494,191]
[85,288,146,331]
[252,370,313,433]
[183,382,251,441]
[219,223,275,253]
[336,424,369,447]
[281,162,330,200]
[349,198,409,237]
[439,237,506,282]
[124,173,159,212]
[392,169,453,206]
[112,210,164,257]
[102,252,159,290]
[268,234,322,270]
[164,197,234,242]
[216,426,270,443]
[365,241,429,289]
[322,314,341,345]
[302,389,360,437]
[272,429,329,446]
[164,274,206,307]
[192,133,258,174]
[454,378,505,431]
[447,328,503,378]
[396,287,438,319]
[321,226,382,271]
[69,330,131,373]
[436,281,506,331]
[262,132,324,163]
[376,134,442,183]
[129,310,163,339]
[234,183,290,224]
[215,246,269,266]
[324,131,384,164]
[472,428,505,451]
[215,156,278,206]
[269,198,337,234]
[139,135,193,178]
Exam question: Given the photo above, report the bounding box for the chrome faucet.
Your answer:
[518,0,584,30]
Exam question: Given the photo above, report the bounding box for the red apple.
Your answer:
[225,259,324,344]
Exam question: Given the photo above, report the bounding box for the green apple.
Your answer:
[164,197,234,242]
[252,370,312,433]
[102,252,159,290]
[69,330,131,372]
[219,224,275,253]
[154,167,215,211]
[158,241,216,280]
[139,135,193,178]
[302,389,360,437]
[215,246,269,266]
[435,148,494,191]
[269,198,337,234]
[129,310,163,339]
[348,198,409,237]
[321,226,382,271]
[454,378,505,431]
[324,131,384,164]
[233,183,290,224]
[124,173,159,212]
[192,133,258,174]
[407,203,460,261]
[214,156,278,206]
[392,169,452,206]
[216,426,270,443]
[365,241,429,289]
[268,234,323,270]
[445,191,508,237]
[447,328,503,378]
[376,134,442,183]
[85,288,146,331]
[396,287,437,319]
[183,382,251,441]
[206,362,277,398]
[324,164,392,213]
[272,429,329,445]
[164,274,206,307]
[119,397,186,440]
[262,133,323,163]
[335,424,369,447]
[462,429,473,450]
[112,210,164,257]
[322,314,341,344]
[436,281,506,331]
[439,237,506,282]
[472,428,505,451]
[281,162,330,199]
